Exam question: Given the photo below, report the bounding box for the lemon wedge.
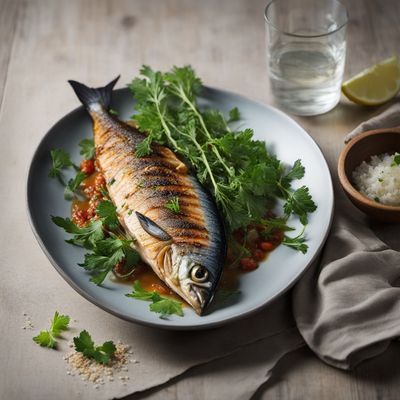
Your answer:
[342,56,400,106]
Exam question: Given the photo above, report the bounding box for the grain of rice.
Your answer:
[352,153,400,206]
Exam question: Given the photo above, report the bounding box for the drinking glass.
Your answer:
[264,0,348,116]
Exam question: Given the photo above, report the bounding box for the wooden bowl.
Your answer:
[338,127,400,222]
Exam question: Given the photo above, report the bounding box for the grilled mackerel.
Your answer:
[69,77,226,315]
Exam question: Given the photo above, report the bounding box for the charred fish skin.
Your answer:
[68,77,227,315]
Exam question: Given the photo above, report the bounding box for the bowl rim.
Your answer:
[338,127,400,211]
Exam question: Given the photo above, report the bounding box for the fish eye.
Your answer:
[190,265,209,283]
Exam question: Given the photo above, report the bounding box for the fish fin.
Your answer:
[68,76,120,111]
[135,212,172,241]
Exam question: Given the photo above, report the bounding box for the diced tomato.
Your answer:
[240,257,258,271]
[271,230,284,243]
[72,208,89,227]
[259,241,275,252]
[80,159,95,175]
[232,229,245,244]
[252,249,265,261]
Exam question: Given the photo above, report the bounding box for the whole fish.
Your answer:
[69,77,226,315]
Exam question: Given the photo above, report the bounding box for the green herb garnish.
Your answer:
[391,153,400,166]
[33,311,70,349]
[96,200,119,230]
[79,235,139,285]
[73,330,116,364]
[48,149,77,183]
[126,281,183,319]
[79,138,95,160]
[53,208,139,285]
[282,226,308,254]
[109,108,119,116]
[228,107,240,123]
[64,170,87,200]
[128,65,316,246]
[165,197,180,214]
[52,216,104,248]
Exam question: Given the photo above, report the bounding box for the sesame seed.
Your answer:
[64,342,131,390]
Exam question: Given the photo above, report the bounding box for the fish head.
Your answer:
[164,244,222,315]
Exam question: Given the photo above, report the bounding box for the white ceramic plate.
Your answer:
[27,86,334,330]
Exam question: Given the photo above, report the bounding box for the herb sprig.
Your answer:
[52,199,140,285]
[73,330,116,365]
[165,196,180,214]
[126,281,184,319]
[79,138,95,160]
[129,65,317,245]
[33,311,70,348]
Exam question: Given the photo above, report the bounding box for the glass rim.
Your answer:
[264,0,348,39]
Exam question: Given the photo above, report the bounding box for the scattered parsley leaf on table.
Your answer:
[33,311,70,348]
[79,138,95,160]
[126,281,183,319]
[73,330,116,364]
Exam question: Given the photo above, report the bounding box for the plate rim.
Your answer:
[26,86,334,330]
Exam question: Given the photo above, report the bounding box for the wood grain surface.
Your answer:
[1,0,399,399]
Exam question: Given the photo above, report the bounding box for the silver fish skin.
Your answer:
[69,77,226,315]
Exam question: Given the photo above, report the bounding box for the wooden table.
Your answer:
[1,0,399,398]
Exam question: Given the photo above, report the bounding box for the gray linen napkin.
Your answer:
[293,102,400,370]
[345,101,400,142]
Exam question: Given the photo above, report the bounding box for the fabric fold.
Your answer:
[293,102,400,369]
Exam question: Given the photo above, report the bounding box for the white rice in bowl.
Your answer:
[352,153,400,206]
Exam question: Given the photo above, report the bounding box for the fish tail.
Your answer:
[68,76,120,111]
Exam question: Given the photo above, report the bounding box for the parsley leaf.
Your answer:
[392,153,400,166]
[282,226,308,254]
[165,197,180,214]
[126,280,162,302]
[51,216,104,249]
[48,149,77,182]
[150,299,184,319]
[33,311,70,349]
[79,138,95,160]
[109,108,119,116]
[126,281,183,318]
[228,107,240,123]
[135,136,153,157]
[128,65,317,247]
[64,170,87,200]
[283,186,317,225]
[73,330,116,365]
[96,200,120,230]
[283,159,305,182]
[79,236,139,285]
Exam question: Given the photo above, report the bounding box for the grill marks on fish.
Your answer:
[92,114,210,251]
[68,77,227,314]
